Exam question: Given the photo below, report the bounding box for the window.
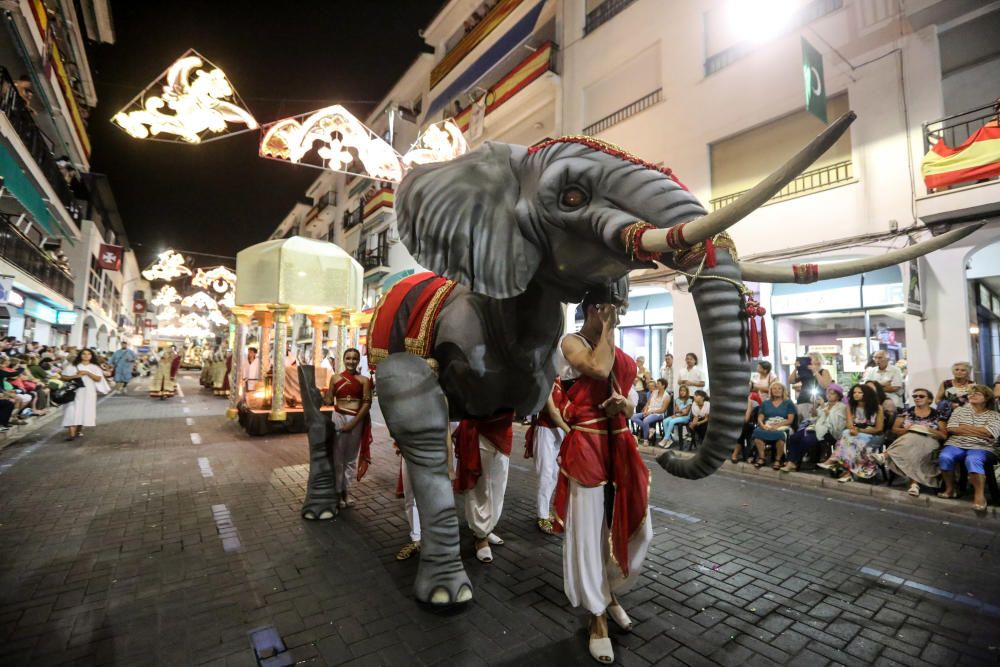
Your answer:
[582,42,661,134]
[709,94,852,209]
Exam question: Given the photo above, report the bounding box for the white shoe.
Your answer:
[487,533,504,546]
[607,603,633,631]
[476,545,493,563]
[907,483,920,497]
[588,636,613,664]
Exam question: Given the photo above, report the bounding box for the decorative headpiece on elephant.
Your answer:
[301,111,979,607]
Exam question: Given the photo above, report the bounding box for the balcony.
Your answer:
[709,160,853,211]
[582,87,661,136]
[355,245,390,281]
[300,192,338,238]
[0,67,85,230]
[363,187,395,227]
[584,0,638,35]
[0,215,74,301]
[342,203,363,232]
[431,0,526,89]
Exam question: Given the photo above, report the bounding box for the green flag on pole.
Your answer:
[802,37,827,124]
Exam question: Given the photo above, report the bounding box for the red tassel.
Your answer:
[748,315,759,357]
[759,316,769,356]
[704,238,716,268]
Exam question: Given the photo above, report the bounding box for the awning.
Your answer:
[0,145,59,237]
[382,268,415,291]
[771,266,903,314]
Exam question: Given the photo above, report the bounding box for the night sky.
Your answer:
[88,0,445,267]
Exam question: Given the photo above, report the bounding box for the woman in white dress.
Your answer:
[60,348,111,440]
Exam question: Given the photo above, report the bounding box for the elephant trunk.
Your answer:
[657,249,748,479]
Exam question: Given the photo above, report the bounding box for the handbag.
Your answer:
[50,378,84,405]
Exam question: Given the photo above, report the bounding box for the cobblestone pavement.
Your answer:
[1,372,999,666]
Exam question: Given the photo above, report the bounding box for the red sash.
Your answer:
[453,412,514,492]
[553,347,649,577]
[334,371,373,481]
[170,355,181,378]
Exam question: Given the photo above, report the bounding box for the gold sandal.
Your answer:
[395,541,420,560]
[537,518,555,534]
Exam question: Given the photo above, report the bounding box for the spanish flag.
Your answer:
[921,124,1000,191]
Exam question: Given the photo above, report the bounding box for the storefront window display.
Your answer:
[576,292,673,377]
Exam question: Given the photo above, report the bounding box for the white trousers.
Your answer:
[401,457,420,542]
[563,481,653,616]
[331,412,362,494]
[534,427,563,519]
[464,438,509,539]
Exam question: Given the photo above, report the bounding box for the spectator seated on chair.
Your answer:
[882,388,947,497]
[689,390,710,448]
[732,391,762,463]
[864,380,897,434]
[782,384,846,472]
[629,378,670,445]
[751,381,796,469]
[819,384,885,483]
[660,384,692,449]
[936,385,1000,512]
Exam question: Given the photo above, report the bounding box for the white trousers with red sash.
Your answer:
[464,437,510,539]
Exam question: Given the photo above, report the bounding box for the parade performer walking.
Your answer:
[454,411,514,563]
[149,347,178,399]
[327,348,372,508]
[60,348,111,440]
[554,286,652,664]
[525,381,567,534]
[109,341,136,394]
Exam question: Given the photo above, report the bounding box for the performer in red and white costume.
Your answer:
[525,381,567,534]
[555,286,652,664]
[453,411,514,563]
[327,348,373,508]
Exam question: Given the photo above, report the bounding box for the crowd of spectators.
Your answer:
[628,347,1000,512]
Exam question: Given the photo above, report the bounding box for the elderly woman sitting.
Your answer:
[936,385,1000,512]
[934,361,973,420]
[751,381,796,469]
[781,384,847,472]
[882,389,947,496]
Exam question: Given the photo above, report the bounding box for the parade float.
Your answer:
[230,235,363,435]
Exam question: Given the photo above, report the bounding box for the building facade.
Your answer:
[264,0,1000,395]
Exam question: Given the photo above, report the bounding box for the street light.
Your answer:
[727,0,798,44]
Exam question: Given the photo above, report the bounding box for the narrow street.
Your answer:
[1,371,998,666]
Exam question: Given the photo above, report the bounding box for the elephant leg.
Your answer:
[298,365,339,521]
[377,353,472,606]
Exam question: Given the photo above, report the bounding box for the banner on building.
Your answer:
[133,299,147,314]
[905,257,924,318]
[0,275,13,304]
[802,38,827,124]
[97,243,123,271]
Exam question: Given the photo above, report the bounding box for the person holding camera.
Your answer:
[789,352,832,422]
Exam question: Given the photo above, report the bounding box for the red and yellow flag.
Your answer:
[921,124,1000,190]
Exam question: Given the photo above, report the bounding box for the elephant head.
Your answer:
[395,111,982,481]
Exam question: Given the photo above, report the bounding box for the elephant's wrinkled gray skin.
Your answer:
[353,113,967,606]
[298,365,340,521]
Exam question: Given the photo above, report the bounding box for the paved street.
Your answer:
[1,372,999,667]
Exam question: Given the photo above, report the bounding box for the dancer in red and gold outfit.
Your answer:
[554,286,652,664]
[327,348,372,508]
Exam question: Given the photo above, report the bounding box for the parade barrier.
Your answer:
[230,236,363,435]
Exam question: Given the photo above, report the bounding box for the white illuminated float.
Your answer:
[112,49,258,144]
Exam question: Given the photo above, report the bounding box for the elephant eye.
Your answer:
[560,187,588,209]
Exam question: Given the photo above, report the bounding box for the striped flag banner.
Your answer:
[921,124,1000,190]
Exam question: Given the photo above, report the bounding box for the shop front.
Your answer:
[616,293,673,377]
[770,267,906,390]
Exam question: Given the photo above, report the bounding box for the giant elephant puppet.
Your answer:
[303,110,982,606]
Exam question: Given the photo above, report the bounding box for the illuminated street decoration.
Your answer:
[180,313,211,329]
[219,290,235,309]
[156,305,178,321]
[142,250,193,281]
[206,309,229,326]
[152,285,181,307]
[157,323,212,338]
[401,120,470,168]
[260,104,403,180]
[192,266,237,293]
[112,49,258,144]
[181,290,219,310]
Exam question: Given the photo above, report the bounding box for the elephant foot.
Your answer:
[301,500,339,521]
[416,563,473,606]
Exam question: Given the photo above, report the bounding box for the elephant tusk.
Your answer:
[737,222,985,283]
[638,111,857,254]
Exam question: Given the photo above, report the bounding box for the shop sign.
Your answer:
[0,276,13,304]
[905,258,924,317]
[55,311,78,325]
[771,285,860,314]
[24,299,58,323]
[3,288,25,308]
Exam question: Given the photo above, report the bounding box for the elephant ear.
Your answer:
[395,142,541,299]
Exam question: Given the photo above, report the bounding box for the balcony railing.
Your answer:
[0,67,84,227]
[709,160,853,211]
[363,188,395,221]
[342,204,363,232]
[0,215,74,300]
[585,0,638,35]
[922,101,999,154]
[355,245,389,272]
[431,0,526,89]
[582,88,662,136]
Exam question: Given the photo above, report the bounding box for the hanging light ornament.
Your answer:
[401,120,470,168]
[181,290,220,310]
[112,49,258,144]
[191,266,237,293]
[143,250,193,282]
[151,285,182,307]
[206,309,229,326]
[156,305,179,322]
